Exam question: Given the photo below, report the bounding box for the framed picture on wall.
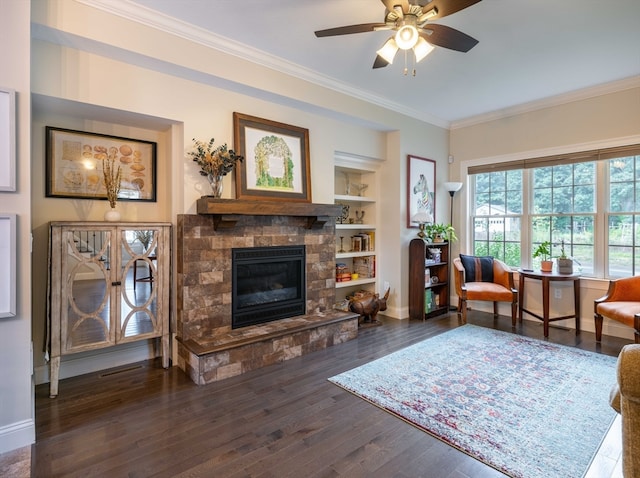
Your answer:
[233,112,311,202]
[407,154,436,228]
[45,127,157,202]
[0,87,16,192]
[0,214,16,318]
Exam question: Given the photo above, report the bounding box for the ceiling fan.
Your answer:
[314,0,482,71]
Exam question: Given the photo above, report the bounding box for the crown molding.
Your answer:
[450,76,640,130]
[76,0,450,129]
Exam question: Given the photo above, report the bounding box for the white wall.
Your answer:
[0,0,35,453]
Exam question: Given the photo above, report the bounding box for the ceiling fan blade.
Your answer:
[381,0,410,14]
[420,24,478,52]
[315,23,387,37]
[373,55,390,69]
[421,0,482,21]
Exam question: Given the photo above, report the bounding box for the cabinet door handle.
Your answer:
[112,281,122,286]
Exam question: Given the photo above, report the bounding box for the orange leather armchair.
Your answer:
[594,276,640,343]
[453,256,518,325]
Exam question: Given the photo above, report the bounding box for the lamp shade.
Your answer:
[444,182,463,193]
[376,37,399,64]
[413,37,434,63]
[411,211,433,224]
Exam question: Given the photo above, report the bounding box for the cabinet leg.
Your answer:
[161,334,170,369]
[49,356,60,398]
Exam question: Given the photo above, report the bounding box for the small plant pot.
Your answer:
[540,260,554,272]
[557,258,573,274]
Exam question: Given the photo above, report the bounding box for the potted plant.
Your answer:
[557,240,573,274]
[425,223,457,243]
[533,241,553,272]
[188,137,243,198]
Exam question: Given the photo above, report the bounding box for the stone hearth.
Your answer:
[176,201,358,385]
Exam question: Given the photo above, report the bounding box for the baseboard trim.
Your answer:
[0,420,34,455]
[34,341,157,385]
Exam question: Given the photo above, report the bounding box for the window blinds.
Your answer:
[468,144,640,175]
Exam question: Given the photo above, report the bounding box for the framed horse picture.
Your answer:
[407,155,436,228]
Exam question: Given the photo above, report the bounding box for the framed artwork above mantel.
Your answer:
[233,112,311,203]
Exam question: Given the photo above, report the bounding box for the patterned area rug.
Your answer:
[329,325,618,478]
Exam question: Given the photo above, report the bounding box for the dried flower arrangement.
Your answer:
[102,157,122,208]
[188,138,243,177]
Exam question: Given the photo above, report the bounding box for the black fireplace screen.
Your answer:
[231,245,306,328]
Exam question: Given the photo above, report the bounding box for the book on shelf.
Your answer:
[366,231,375,251]
[353,255,375,278]
[350,232,374,252]
[425,289,437,312]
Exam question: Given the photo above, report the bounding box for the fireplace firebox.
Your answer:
[232,245,306,328]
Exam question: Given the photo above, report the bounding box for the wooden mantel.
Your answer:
[196,197,342,229]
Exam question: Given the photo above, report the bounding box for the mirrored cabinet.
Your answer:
[48,221,171,397]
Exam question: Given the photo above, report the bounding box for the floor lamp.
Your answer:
[444,182,463,310]
[444,182,463,228]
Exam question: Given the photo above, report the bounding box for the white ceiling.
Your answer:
[96,0,640,127]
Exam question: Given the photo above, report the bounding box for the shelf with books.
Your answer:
[408,238,450,320]
[336,223,376,230]
[336,277,376,289]
[334,155,380,302]
[336,250,376,260]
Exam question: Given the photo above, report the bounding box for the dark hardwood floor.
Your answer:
[33,311,628,478]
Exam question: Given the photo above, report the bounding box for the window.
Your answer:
[531,163,595,274]
[469,145,640,278]
[472,170,522,267]
[609,156,640,278]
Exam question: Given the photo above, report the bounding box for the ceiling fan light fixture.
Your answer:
[413,37,434,62]
[417,7,438,23]
[395,24,418,49]
[376,37,399,64]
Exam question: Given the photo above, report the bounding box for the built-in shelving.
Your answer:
[334,153,381,301]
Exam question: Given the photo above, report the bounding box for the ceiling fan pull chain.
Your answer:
[412,50,417,76]
[403,49,408,75]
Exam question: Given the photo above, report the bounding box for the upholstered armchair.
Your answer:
[594,275,640,343]
[453,255,518,325]
[610,344,640,477]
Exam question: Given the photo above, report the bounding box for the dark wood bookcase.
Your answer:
[408,238,450,320]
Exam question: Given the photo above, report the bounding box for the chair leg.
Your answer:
[493,302,498,317]
[457,298,462,314]
[595,313,603,342]
[511,300,517,327]
[461,300,467,324]
[634,315,640,344]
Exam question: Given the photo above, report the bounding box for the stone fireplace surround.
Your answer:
[176,199,359,385]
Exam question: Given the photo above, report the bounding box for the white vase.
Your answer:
[104,206,121,222]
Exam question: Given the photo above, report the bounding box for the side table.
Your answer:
[518,269,581,338]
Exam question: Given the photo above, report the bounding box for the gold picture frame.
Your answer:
[233,112,311,202]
